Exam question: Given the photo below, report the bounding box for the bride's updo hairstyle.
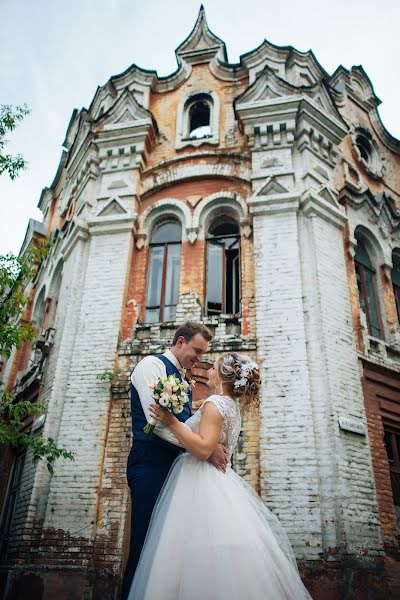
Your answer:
[217,353,261,412]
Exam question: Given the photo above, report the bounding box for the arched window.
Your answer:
[145,220,182,323]
[188,97,211,138]
[206,218,240,316]
[32,287,46,331]
[186,94,212,139]
[48,261,63,328]
[354,237,383,339]
[176,91,219,149]
[391,252,400,323]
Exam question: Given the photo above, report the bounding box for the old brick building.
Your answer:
[1,6,400,599]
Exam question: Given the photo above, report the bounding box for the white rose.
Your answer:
[159,397,169,408]
[172,385,179,392]
[173,404,184,414]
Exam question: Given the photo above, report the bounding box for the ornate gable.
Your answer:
[241,39,327,87]
[98,89,155,132]
[175,5,227,65]
[340,187,400,234]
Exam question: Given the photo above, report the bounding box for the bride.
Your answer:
[128,353,312,599]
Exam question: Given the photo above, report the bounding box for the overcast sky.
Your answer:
[1,0,399,255]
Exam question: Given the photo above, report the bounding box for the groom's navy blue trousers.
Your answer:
[120,442,181,600]
[120,355,191,600]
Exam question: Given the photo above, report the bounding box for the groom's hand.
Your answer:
[208,443,229,473]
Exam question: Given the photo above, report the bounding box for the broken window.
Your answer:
[206,219,240,316]
[354,238,383,339]
[145,221,182,323]
[186,94,211,139]
[0,450,26,558]
[392,252,400,323]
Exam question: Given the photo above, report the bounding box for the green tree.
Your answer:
[0,242,75,473]
[0,104,30,180]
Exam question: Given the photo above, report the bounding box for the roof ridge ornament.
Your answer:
[175,5,227,66]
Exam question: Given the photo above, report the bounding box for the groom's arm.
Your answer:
[132,356,184,447]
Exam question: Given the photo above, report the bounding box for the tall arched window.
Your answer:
[354,237,383,339]
[206,218,240,316]
[188,97,211,138]
[186,94,212,139]
[391,251,400,323]
[32,287,46,331]
[145,220,182,323]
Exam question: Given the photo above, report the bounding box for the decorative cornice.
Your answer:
[141,159,251,197]
[339,185,400,233]
[87,213,137,236]
[61,219,90,261]
[248,193,300,216]
[300,190,346,229]
[240,39,328,86]
[235,69,348,154]
[330,65,400,155]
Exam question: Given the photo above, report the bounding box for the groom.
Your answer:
[121,321,229,599]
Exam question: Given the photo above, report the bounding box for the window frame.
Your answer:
[204,218,241,317]
[0,450,26,558]
[354,241,385,340]
[176,90,220,149]
[144,221,182,324]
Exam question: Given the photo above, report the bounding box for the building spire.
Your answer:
[175,5,227,65]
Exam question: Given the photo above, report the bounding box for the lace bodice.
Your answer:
[185,395,242,458]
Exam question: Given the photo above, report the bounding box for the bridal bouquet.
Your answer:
[143,374,191,434]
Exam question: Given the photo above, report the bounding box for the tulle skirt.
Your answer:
[128,453,312,600]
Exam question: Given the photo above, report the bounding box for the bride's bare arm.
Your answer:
[149,402,223,461]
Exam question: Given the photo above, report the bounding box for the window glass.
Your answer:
[163,244,181,321]
[354,238,382,338]
[363,268,381,338]
[151,221,181,244]
[145,220,182,323]
[207,242,223,314]
[206,218,240,316]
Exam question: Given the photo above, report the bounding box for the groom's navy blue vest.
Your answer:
[130,354,192,452]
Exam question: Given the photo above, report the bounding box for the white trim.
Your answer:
[192,192,248,240]
[137,199,192,248]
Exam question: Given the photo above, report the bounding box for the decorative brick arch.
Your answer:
[192,192,250,240]
[136,198,192,249]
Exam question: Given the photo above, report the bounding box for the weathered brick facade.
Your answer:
[1,7,400,599]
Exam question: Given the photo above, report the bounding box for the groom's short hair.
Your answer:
[172,321,213,346]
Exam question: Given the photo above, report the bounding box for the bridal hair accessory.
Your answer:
[234,361,259,389]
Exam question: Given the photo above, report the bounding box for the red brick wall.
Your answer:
[361,360,400,551]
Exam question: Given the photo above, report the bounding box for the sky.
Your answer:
[0,0,399,255]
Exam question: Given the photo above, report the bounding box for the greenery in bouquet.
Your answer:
[143,374,191,434]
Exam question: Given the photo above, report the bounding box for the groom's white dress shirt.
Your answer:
[131,349,186,446]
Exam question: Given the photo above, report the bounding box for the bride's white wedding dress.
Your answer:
[128,395,312,599]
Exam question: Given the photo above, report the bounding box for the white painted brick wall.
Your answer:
[253,209,323,559]
[298,211,382,553]
[42,227,133,533]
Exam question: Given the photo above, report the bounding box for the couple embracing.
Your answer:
[121,321,312,600]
